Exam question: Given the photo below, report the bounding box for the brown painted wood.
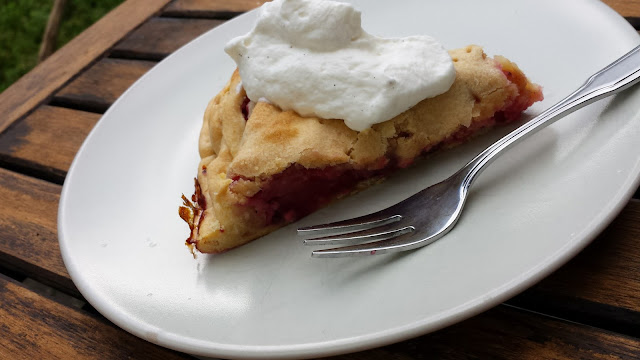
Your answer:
[0,168,75,295]
[0,106,100,182]
[0,275,193,359]
[604,0,640,18]
[0,0,170,136]
[164,0,267,17]
[111,17,224,60]
[53,58,156,113]
[331,305,640,360]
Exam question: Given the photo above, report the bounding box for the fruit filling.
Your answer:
[238,164,386,225]
[227,63,542,227]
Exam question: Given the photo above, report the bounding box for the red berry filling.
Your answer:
[241,97,251,120]
[230,63,542,227]
[238,164,389,225]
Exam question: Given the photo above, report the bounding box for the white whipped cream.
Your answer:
[225,0,455,131]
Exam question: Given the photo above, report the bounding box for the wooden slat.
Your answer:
[0,0,171,136]
[0,275,193,359]
[111,17,223,60]
[603,0,640,19]
[0,168,74,295]
[53,58,156,113]
[333,305,640,359]
[163,0,267,17]
[0,106,100,182]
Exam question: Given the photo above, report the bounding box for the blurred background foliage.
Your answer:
[0,0,125,92]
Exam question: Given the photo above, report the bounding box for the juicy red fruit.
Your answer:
[241,96,251,120]
[239,164,385,225]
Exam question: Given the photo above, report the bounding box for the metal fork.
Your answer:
[298,44,640,258]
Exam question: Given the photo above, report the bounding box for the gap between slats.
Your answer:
[109,17,224,61]
[507,291,640,338]
[51,58,157,113]
[0,106,103,185]
[161,0,267,19]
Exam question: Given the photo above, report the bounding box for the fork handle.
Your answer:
[459,43,640,189]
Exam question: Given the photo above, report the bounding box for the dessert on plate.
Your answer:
[180,0,543,254]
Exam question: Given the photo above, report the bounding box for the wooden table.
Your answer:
[1,1,639,358]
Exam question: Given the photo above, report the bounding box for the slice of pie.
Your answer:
[180,45,543,254]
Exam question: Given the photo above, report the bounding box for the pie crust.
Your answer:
[180,45,543,254]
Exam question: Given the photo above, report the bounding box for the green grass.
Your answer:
[0,0,125,93]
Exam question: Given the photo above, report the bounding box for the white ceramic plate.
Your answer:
[58,1,640,358]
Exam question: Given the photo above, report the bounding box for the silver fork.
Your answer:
[298,44,640,258]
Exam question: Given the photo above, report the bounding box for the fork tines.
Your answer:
[297,214,415,258]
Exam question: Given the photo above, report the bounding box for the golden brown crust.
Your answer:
[228,45,518,178]
[190,45,541,253]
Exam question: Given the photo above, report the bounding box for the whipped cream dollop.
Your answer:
[225,0,455,131]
